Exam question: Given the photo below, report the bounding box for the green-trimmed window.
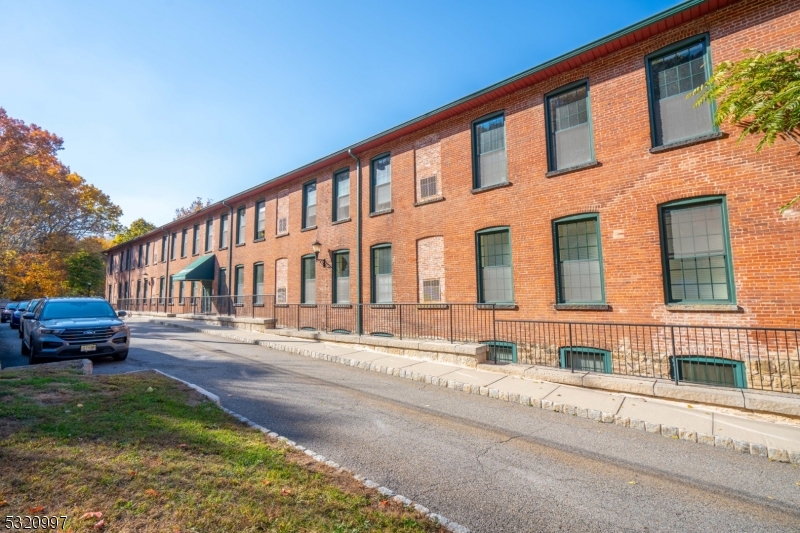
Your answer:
[546,82,593,171]
[371,154,391,213]
[303,182,317,228]
[671,356,746,388]
[233,265,245,305]
[143,279,149,299]
[477,228,513,303]
[554,214,604,304]
[333,169,350,221]
[162,235,168,262]
[472,113,507,188]
[560,347,611,373]
[168,275,174,302]
[159,277,165,303]
[193,224,200,255]
[236,206,246,245]
[301,255,316,304]
[136,280,141,299]
[178,281,185,304]
[333,251,350,304]
[180,229,188,257]
[218,268,227,296]
[253,263,264,305]
[646,35,714,147]
[138,244,144,267]
[145,242,150,265]
[659,197,734,304]
[220,214,229,248]
[255,200,266,239]
[205,219,214,252]
[481,341,517,364]
[371,245,392,303]
[171,233,177,260]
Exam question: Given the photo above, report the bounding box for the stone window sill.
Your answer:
[275,304,289,308]
[276,232,289,239]
[554,303,612,311]
[369,209,394,218]
[253,303,265,307]
[476,303,517,310]
[332,218,351,226]
[331,303,352,308]
[649,132,726,154]
[545,161,601,179]
[204,250,213,254]
[301,226,317,233]
[300,304,317,308]
[665,304,740,312]
[192,253,200,257]
[370,304,395,309]
[418,303,449,310]
[471,182,512,195]
[414,196,445,207]
[235,243,246,247]
[253,237,266,243]
[219,247,228,251]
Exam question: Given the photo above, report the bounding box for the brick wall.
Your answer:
[108,0,800,329]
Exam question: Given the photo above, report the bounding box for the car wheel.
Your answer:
[21,338,30,356]
[28,346,39,365]
[112,351,128,361]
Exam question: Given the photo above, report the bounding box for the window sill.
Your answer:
[192,253,200,257]
[205,250,213,254]
[331,303,352,308]
[418,303,448,310]
[235,243,246,247]
[414,196,445,207]
[554,303,612,311]
[370,304,395,309]
[300,304,317,308]
[545,161,601,179]
[301,226,317,233]
[253,237,266,243]
[476,303,517,310]
[471,181,511,195]
[369,209,394,218]
[649,132,726,154]
[253,303,265,307]
[276,232,290,239]
[665,304,740,312]
[332,218,351,226]
[275,304,289,308]
[219,247,228,251]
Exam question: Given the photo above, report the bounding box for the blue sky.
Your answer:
[0,0,679,227]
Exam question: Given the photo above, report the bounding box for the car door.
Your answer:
[24,300,44,342]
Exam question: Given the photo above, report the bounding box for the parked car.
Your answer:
[21,297,129,364]
[18,299,41,338]
[1,302,19,323]
[10,301,30,329]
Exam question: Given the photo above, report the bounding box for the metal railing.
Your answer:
[114,296,800,394]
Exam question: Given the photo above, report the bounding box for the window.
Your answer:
[477,228,513,303]
[560,347,611,373]
[205,219,214,252]
[181,229,188,257]
[546,82,593,171]
[253,263,264,304]
[301,255,316,304]
[178,281,185,304]
[218,268,227,296]
[136,280,141,299]
[220,214,229,248]
[371,154,391,213]
[278,217,287,234]
[333,251,350,304]
[277,288,286,304]
[422,279,441,302]
[234,265,244,304]
[659,197,734,304]
[162,235,168,262]
[108,284,112,300]
[126,249,131,270]
[193,224,200,255]
[168,275,174,302]
[117,283,123,300]
[159,277,165,303]
[482,341,517,364]
[472,113,507,188]
[138,244,144,267]
[333,169,350,221]
[145,242,150,265]
[236,206,246,245]
[420,176,437,198]
[108,256,113,274]
[371,245,392,303]
[647,35,714,147]
[670,356,746,388]
[143,278,149,299]
[303,182,317,228]
[255,200,266,239]
[171,232,177,260]
[554,214,604,304]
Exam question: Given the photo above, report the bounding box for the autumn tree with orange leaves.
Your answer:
[0,108,122,299]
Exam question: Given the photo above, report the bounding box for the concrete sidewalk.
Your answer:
[132,316,800,464]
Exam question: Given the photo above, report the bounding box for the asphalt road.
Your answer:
[4,320,800,532]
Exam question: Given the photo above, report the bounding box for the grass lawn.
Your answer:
[0,366,445,533]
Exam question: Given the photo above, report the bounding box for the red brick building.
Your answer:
[106,0,800,340]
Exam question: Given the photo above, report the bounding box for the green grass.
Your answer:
[0,368,443,532]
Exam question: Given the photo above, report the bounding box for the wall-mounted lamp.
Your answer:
[311,240,331,268]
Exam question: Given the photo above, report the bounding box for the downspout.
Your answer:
[222,200,234,310]
[163,229,171,314]
[347,149,363,335]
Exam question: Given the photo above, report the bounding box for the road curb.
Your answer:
[146,319,800,467]
[148,366,471,533]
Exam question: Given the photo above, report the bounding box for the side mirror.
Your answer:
[23,313,35,319]
[117,310,127,317]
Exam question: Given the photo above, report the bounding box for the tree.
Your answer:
[65,250,106,296]
[692,48,800,212]
[174,197,213,220]
[112,218,157,245]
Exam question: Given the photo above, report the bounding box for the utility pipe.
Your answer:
[347,149,363,335]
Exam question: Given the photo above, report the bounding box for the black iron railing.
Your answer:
[114,297,800,394]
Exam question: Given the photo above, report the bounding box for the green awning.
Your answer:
[172,255,216,281]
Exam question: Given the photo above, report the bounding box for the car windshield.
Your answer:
[17,301,30,311]
[40,301,118,320]
[6,303,18,310]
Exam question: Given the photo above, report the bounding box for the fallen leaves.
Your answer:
[80,512,103,520]
[379,500,389,507]
[144,489,160,498]
[28,505,44,513]
[129,470,137,477]
[94,519,106,529]
[628,481,637,485]
[0,500,7,507]
[262,480,271,486]
[280,488,292,495]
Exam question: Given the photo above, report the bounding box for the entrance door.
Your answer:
[201,281,212,314]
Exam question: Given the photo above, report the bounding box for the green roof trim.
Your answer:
[172,254,216,281]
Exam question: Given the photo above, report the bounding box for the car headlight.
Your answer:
[38,328,64,335]
[110,325,127,333]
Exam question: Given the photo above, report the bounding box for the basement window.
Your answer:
[559,347,611,373]
[482,341,517,364]
[670,356,746,388]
